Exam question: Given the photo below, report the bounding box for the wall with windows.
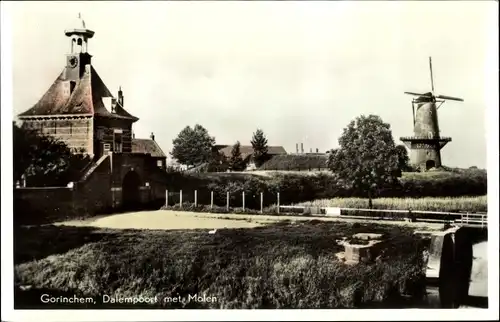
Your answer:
[20,116,93,154]
[93,118,133,157]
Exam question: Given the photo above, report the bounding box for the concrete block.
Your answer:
[343,240,383,264]
[325,207,341,216]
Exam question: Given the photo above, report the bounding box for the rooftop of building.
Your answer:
[18,64,138,122]
[132,138,167,158]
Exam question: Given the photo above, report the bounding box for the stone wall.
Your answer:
[14,187,86,225]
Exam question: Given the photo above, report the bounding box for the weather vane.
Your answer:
[78,12,86,28]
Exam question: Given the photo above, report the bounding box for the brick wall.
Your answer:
[21,117,93,154]
[14,187,86,225]
[14,153,167,225]
[78,155,113,214]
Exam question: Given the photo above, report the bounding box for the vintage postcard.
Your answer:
[1,1,498,321]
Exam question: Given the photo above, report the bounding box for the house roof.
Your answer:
[217,145,287,159]
[18,65,138,122]
[132,139,166,158]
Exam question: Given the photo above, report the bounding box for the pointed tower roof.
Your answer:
[18,14,138,122]
[18,65,138,121]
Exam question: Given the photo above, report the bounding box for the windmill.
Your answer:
[400,57,463,171]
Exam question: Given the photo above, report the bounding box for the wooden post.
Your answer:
[165,189,169,207]
[180,190,183,208]
[260,192,263,213]
[226,191,230,211]
[194,190,198,207]
[210,191,214,209]
[277,192,280,214]
[242,191,245,211]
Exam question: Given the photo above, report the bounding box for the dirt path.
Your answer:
[55,210,443,231]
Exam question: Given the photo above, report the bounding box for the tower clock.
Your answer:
[68,56,78,68]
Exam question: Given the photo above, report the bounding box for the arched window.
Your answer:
[426,160,436,170]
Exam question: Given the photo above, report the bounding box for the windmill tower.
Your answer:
[400,57,463,171]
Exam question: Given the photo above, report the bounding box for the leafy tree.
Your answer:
[250,128,270,168]
[207,148,229,172]
[13,122,91,187]
[395,144,411,172]
[228,141,246,171]
[171,124,216,168]
[327,115,403,208]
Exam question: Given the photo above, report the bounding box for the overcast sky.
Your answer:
[5,1,497,168]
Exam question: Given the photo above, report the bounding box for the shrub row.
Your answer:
[162,202,466,225]
[161,202,280,216]
[164,168,487,209]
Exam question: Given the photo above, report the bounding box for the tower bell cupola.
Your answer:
[65,13,94,54]
[64,13,94,81]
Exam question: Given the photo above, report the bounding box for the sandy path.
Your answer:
[55,210,443,231]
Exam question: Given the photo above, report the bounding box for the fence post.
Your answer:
[194,190,198,207]
[180,190,183,208]
[210,191,214,209]
[165,189,169,207]
[226,191,230,211]
[260,192,263,213]
[242,191,245,211]
[277,192,280,214]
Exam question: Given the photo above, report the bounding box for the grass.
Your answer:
[293,196,487,213]
[14,222,429,309]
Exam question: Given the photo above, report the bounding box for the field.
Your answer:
[293,196,488,213]
[14,212,433,309]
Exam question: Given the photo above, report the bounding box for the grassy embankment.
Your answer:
[15,221,429,309]
[165,168,487,213]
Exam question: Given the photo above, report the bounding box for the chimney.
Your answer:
[316,148,319,153]
[150,132,155,141]
[310,148,312,153]
[132,132,135,139]
[300,143,304,154]
[118,86,124,107]
[296,143,299,154]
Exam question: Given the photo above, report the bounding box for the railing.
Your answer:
[457,213,487,228]
[400,136,452,142]
[278,205,488,227]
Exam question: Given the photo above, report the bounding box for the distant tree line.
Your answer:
[170,125,271,172]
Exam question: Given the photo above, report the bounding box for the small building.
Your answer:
[132,133,167,171]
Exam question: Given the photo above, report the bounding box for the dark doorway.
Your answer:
[426,160,436,170]
[122,171,141,211]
